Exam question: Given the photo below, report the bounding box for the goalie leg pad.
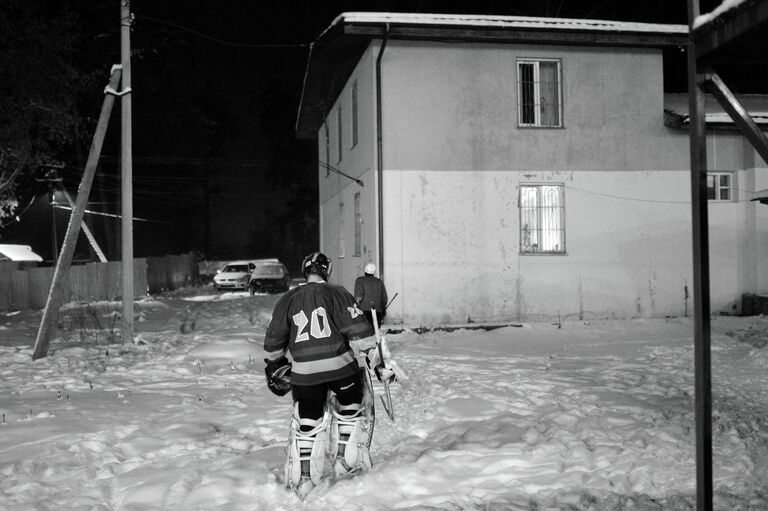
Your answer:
[285,406,331,491]
[329,401,372,476]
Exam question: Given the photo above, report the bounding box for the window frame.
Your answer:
[336,106,343,163]
[338,200,345,258]
[353,192,361,256]
[707,172,733,202]
[351,80,358,149]
[323,122,330,177]
[518,183,566,255]
[517,58,563,128]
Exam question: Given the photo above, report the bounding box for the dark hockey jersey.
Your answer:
[263,282,374,386]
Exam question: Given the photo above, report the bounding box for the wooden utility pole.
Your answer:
[120,0,134,344]
[57,186,108,263]
[32,67,122,360]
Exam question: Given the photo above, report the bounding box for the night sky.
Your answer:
[0,1,737,273]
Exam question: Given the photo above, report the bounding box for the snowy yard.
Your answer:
[1,287,768,510]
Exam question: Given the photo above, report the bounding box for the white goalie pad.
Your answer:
[285,404,331,494]
[329,400,373,476]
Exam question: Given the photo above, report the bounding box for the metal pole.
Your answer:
[120,0,134,343]
[687,0,713,509]
[375,25,389,282]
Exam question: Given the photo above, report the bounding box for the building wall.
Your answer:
[384,167,768,325]
[381,41,684,172]
[317,40,768,325]
[318,46,380,287]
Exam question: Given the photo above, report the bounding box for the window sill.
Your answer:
[519,251,568,256]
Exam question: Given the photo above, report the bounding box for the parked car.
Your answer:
[249,259,291,295]
[213,261,256,291]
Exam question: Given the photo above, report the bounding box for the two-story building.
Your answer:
[296,12,768,326]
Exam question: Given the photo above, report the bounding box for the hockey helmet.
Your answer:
[364,263,376,275]
[302,251,332,281]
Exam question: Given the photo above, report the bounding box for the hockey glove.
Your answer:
[265,357,292,397]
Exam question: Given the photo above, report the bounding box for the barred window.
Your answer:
[519,184,565,254]
[517,59,562,128]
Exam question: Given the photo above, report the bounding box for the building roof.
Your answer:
[0,244,43,262]
[296,12,689,138]
[689,0,768,80]
[322,12,688,37]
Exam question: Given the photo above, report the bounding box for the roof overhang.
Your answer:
[692,0,768,58]
[664,109,768,129]
[296,12,688,138]
[0,244,43,262]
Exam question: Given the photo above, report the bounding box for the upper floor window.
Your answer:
[351,80,359,148]
[707,172,732,201]
[336,107,343,163]
[519,184,565,254]
[517,59,562,128]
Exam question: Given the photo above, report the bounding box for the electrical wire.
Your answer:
[139,15,310,49]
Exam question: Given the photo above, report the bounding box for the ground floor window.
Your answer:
[707,172,733,201]
[519,184,565,254]
[353,192,361,256]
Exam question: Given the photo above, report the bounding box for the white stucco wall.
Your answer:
[318,46,381,288]
[384,168,768,325]
[316,39,768,325]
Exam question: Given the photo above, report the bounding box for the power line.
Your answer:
[139,15,310,49]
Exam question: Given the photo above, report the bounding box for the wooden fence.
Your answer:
[0,253,199,312]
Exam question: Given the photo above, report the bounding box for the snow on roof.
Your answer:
[0,244,43,262]
[324,11,688,38]
[694,0,751,29]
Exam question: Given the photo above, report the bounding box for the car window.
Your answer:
[252,264,286,276]
[225,265,250,273]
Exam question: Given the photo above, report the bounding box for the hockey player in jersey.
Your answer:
[263,252,376,496]
[354,263,388,328]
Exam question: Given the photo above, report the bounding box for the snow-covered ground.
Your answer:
[1,287,768,510]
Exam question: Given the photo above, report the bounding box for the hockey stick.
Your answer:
[370,308,395,421]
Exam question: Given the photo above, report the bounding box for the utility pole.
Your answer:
[32,67,122,360]
[687,0,713,509]
[120,0,134,344]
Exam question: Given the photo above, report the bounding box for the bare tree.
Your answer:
[0,1,87,225]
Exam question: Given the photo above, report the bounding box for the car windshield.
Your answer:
[252,264,284,277]
[224,265,250,273]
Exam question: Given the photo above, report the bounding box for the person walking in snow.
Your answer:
[263,251,376,496]
[354,263,388,328]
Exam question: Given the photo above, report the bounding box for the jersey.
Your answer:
[264,282,374,386]
[354,275,388,313]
